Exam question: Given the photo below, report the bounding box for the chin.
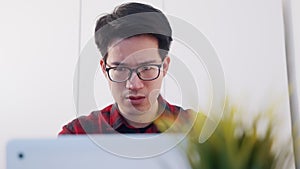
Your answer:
[121,104,149,114]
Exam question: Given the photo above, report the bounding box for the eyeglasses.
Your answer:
[105,63,163,83]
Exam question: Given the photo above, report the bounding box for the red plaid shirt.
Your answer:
[59,95,189,135]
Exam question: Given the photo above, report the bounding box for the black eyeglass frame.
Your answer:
[105,63,163,83]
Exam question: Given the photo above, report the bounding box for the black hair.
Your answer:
[94,2,172,63]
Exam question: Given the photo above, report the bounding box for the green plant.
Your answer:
[187,105,294,169]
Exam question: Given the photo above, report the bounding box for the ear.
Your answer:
[100,59,108,78]
[162,56,170,77]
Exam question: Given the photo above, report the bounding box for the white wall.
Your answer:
[0,1,79,168]
[291,0,300,114]
[0,0,299,169]
[164,0,287,112]
[290,0,300,167]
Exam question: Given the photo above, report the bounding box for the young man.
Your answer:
[59,2,191,135]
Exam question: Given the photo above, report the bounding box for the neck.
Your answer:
[120,100,160,128]
[126,119,152,128]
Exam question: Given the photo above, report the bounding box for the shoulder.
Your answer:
[58,110,101,135]
[163,100,183,112]
[156,99,208,132]
[164,101,190,117]
[58,104,114,135]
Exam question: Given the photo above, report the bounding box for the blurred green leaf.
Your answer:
[186,102,293,169]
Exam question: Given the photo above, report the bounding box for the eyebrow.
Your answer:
[109,60,161,66]
[109,62,127,66]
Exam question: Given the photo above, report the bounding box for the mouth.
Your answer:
[126,95,146,105]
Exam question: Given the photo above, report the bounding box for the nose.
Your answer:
[125,72,144,90]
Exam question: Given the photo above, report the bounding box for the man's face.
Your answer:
[100,35,170,118]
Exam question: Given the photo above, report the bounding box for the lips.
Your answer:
[128,96,145,100]
[126,95,146,104]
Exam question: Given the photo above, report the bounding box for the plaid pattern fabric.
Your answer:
[58,95,186,135]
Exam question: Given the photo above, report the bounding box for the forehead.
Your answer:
[106,35,161,65]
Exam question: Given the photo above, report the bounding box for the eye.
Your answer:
[140,65,154,71]
[114,67,128,71]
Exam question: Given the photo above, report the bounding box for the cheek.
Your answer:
[108,82,125,97]
[146,77,163,92]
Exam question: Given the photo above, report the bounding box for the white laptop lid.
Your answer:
[6,134,191,169]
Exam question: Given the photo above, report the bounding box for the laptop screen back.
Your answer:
[6,134,191,169]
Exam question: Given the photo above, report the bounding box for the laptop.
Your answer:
[6,134,191,169]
